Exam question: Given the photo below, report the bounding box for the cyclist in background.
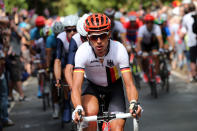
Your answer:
[124,14,140,45]
[156,13,174,50]
[104,8,130,52]
[65,14,89,89]
[50,21,64,119]
[136,14,164,83]
[72,13,141,131]
[30,16,46,97]
[54,15,78,120]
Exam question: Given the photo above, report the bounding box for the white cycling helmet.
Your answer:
[63,15,79,27]
[52,21,64,34]
[77,14,89,36]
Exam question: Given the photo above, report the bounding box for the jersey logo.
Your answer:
[90,60,99,63]
[107,60,114,67]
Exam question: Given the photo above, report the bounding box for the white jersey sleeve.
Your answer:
[74,42,88,69]
[138,25,145,38]
[154,25,162,36]
[117,43,130,69]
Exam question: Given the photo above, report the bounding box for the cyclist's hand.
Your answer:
[55,79,61,88]
[129,100,142,118]
[72,105,85,123]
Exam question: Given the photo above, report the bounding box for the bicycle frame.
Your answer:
[142,52,159,98]
[33,59,50,111]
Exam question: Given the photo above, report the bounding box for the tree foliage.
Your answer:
[4,0,28,13]
[4,0,174,15]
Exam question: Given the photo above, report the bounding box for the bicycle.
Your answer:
[142,52,160,98]
[74,93,139,131]
[129,42,141,89]
[55,81,73,129]
[33,60,51,111]
[159,50,171,92]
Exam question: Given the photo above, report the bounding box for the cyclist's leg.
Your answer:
[108,79,126,130]
[82,95,99,131]
[81,80,99,131]
[152,43,159,75]
[139,43,150,73]
[152,49,160,74]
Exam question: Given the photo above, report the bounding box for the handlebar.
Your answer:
[83,113,135,122]
[81,112,139,131]
[141,51,160,57]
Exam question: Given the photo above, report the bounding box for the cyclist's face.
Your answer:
[146,21,154,31]
[65,26,77,41]
[88,31,110,57]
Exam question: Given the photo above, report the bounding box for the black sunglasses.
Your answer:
[88,32,109,41]
[66,28,77,33]
[146,21,154,24]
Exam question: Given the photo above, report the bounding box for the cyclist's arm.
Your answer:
[155,26,164,49]
[71,69,84,108]
[65,64,73,88]
[156,35,164,49]
[122,71,138,101]
[136,26,143,52]
[116,21,128,49]
[46,36,54,68]
[71,44,87,108]
[118,43,138,101]
[65,38,78,88]
[54,38,62,80]
[120,32,128,47]
[136,37,142,52]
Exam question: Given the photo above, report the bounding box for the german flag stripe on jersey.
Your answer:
[74,68,85,73]
[120,67,131,73]
[106,66,120,84]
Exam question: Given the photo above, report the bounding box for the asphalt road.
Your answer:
[5,74,197,131]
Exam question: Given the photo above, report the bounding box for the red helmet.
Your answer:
[144,14,155,21]
[35,16,45,27]
[84,13,111,32]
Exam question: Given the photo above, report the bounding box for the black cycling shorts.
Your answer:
[189,45,197,63]
[82,78,126,113]
[141,42,159,52]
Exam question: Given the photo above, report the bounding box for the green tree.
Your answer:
[4,0,28,13]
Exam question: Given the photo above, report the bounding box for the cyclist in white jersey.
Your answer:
[104,8,131,52]
[72,13,141,131]
[136,14,164,83]
[65,14,89,89]
[53,15,78,120]
[54,15,79,87]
